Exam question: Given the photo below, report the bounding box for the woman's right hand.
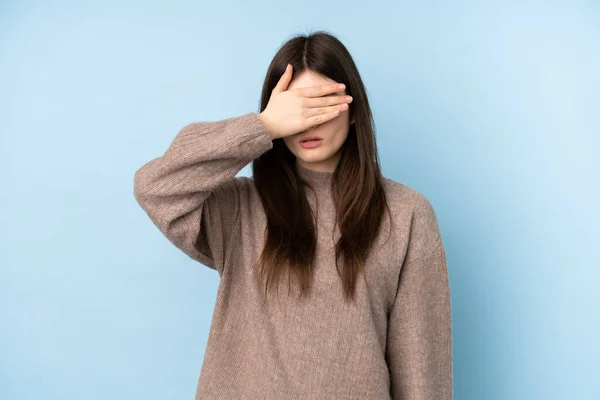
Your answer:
[258,64,353,140]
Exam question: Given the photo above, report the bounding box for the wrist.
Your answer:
[258,112,277,140]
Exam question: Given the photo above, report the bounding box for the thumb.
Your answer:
[272,63,292,94]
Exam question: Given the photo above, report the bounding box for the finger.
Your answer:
[304,94,352,108]
[298,82,346,98]
[304,110,341,128]
[272,63,293,94]
[305,103,348,118]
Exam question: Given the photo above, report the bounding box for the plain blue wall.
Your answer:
[1,1,598,399]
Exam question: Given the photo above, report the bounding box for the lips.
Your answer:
[299,135,323,144]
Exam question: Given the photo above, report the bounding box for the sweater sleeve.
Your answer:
[133,112,273,275]
[386,193,453,400]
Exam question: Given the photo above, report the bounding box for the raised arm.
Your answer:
[133,64,354,275]
[386,193,453,399]
[133,112,273,275]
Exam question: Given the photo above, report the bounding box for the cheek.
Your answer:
[283,136,297,151]
[315,115,350,140]
[328,119,350,146]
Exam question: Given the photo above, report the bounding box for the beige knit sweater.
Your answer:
[133,112,453,399]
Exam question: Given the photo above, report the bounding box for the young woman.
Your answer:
[134,31,452,400]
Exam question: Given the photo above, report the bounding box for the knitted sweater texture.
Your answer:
[133,112,453,399]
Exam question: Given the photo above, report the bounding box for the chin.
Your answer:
[294,150,331,163]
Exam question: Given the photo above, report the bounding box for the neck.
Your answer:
[295,161,333,193]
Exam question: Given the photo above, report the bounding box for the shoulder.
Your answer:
[382,176,444,263]
[205,176,260,210]
[228,175,257,198]
[232,175,264,208]
[380,176,437,218]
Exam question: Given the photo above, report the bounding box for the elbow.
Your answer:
[133,167,151,207]
[132,166,171,234]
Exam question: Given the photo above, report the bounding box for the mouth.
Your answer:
[299,136,324,149]
[299,135,324,144]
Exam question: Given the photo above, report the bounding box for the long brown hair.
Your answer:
[252,31,391,304]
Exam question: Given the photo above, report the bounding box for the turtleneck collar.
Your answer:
[295,162,333,192]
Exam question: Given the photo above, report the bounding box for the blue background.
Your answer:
[1,1,598,399]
